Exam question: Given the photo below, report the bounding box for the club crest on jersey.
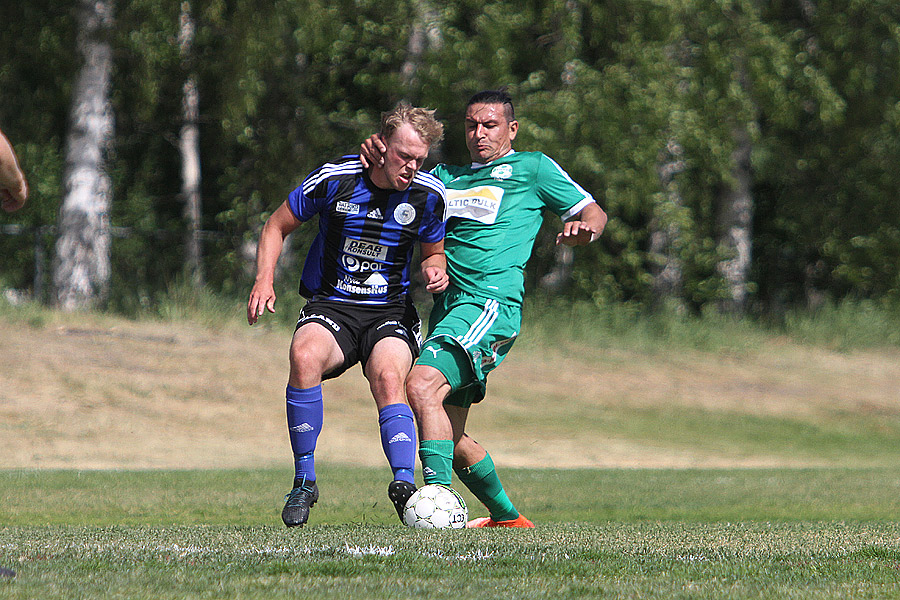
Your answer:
[394,202,416,226]
[490,164,513,180]
[336,200,359,214]
[343,238,388,261]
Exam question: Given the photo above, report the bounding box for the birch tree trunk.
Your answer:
[649,140,686,310]
[716,124,754,314]
[180,0,204,286]
[400,1,441,93]
[53,0,114,311]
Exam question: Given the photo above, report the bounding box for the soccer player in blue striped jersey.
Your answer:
[248,103,448,527]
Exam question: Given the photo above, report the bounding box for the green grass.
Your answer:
[523,298,772,355]
[3,467,900,598]
[2,295,899,597]
[7,286,900,352]
[522,297,900,353]
[4,522,900,599]
[568,406,900,466]
[782,299,900,350]
[5,467,900,526]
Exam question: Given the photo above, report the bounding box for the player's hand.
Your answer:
[556,220,599,246]
[247,281,277,325]
[423,266,449,294]
[1,185,27,213]
[359,134,386,169]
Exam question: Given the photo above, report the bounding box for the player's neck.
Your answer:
[471,148,515,168]
[368,165,392,190]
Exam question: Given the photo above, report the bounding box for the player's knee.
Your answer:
[369,369,398,390]
[405,371,440,414]
[289,345,327,382]
[368,367,405,398]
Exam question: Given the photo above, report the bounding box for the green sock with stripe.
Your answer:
[455,451,519,522]
[419,439,455,485]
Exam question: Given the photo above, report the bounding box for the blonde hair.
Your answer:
[380,102,444,148]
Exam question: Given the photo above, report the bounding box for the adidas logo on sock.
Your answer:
[290,423,315,433]
[423,467,436,476]
[367,208,383,220]
[388,432,412,444]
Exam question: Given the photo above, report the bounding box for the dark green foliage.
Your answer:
[0,1,74,295]
[752,0,900,310]
[1,0,899,315]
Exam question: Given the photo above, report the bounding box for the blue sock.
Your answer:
[378,403,416,484]
[286,384,323,484]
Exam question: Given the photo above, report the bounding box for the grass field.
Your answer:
[2,299,900,598]
[3,467,900,599]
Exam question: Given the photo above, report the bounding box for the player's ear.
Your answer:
[508,120,518,141]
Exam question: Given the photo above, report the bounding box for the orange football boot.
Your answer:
[466,514,535,528]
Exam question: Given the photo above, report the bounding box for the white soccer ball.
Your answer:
[402,484,468,529]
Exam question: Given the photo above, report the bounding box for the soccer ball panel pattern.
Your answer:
[402,484,468,529]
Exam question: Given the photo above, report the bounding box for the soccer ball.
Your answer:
[402,484,468,529]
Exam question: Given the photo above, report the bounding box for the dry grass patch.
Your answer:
[2,310,899,470]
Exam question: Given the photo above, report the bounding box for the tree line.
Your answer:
[1,0,898,316]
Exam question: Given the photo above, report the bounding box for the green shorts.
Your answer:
[417,287,520,407]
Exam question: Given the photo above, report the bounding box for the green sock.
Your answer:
[455,452,519,522]
[419,439,454,485]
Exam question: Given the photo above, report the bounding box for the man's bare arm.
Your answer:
[247,202,302,324]
[0,129,28,213]
[419,240,448,294]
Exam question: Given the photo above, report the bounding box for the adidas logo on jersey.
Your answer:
[289,423,315,433]
[388,432,412,444]
[367,207,383,220]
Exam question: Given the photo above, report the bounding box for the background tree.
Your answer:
[1,0,899,317]
[753,0,900,311]
[179,0,203,286]
[53,0,115,311]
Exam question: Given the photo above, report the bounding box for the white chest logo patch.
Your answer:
[394,202,416,226]
[490,164,513,180]
[336,201,359,214]
[445,186,504,225]
[344,238,388,261]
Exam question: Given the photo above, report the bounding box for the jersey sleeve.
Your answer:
[536,153,596,219]
[419,191,446,243]
[430,163,451,185]
[287,163,336,221]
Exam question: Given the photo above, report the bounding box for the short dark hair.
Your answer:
[466,89,515,121]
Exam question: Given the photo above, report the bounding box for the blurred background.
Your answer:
[1,0,899,323]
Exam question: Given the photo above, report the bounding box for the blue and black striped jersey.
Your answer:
[287,155,446,304]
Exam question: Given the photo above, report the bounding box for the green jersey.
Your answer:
[431,151,595,304]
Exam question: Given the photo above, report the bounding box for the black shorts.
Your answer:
[295,297,422,380]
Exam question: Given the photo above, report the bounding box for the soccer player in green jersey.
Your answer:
[362,90,607,527]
